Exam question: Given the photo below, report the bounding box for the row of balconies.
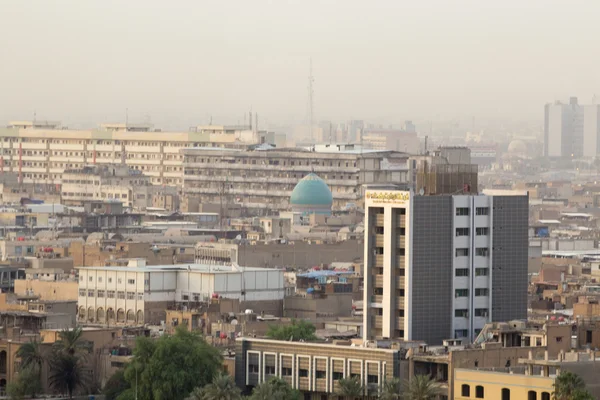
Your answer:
[183,174,358,187]
[371,315,405,330]
[184,162,360,173]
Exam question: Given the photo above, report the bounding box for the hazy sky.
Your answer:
[1,0,599,129]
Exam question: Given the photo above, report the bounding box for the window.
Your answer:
[455,309,469,318]
[455,268,469,277]
[455,289,468,298]
[528,391,537,400]
[332,371,344,380]
[456,227,469,236]
[476,248,489,257]
[475,268,488,276]
[541,393,550,400]
[108,278,113,283]
[299,369,309,378]
[456,248,469,257]
[475,288,489,296]
[455,329,468,338]
[128,279,135,285]
[367,375,378,384]
[97,290,105,298]
[98,277,103,283]
[265,365,275,375]
[89,276,93,282]
[137,293,143,300]
[476,227,489,235]
[127,292,135,300]
[117,291,125,300]
[461,384,470,397]
[475,308,488,317]
[78,289,86,297]
[249,364,259,374]
[476,385,484,398]
[456,207,470,216]
[107,291,115,299]
[502,388,510,400]
[315,370,326,379]
[476,207,489,216]
[282,367,292,376]
[87,290,94,297]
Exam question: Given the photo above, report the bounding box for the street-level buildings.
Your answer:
[363,189,528,345]
[77,259,284,325]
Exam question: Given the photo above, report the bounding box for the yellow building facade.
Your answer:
[454,368,553,400]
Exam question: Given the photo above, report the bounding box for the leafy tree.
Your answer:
[336,376,364,399]
[249,377,301,400]
[379,377,401,400]
[401,375,444,400]
[48,353,88,399]
[16,339,45,372]
[123,326,222,400]
[266,319,317,341]
[553,371,592,400]
[6,366,43,400]
[104,369,130,400]
[187,373,241,400]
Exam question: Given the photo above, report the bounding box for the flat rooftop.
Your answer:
[77,263,279,274]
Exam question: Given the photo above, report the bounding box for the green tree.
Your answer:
[6,366,43,400]
[53,326,86,356]
[553,371,592,400]
[123,326,222,400]
[336,376,364,400]
[249,377,301,400]
[379,377,401,400]
[104,369,130,400]
[187,373,241,400]
[266,319,317,341]
[401,375,444,400]
[16,339,45,372]
[48,353,88,399]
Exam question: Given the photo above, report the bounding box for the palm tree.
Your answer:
[187,373,242,400]
[54,326,85,356]
[553,371,591,400]
[336,376,364,400]
[48,353,88,399]
[249,377,300,400]
[380,377,401,400]
[402,375,444,400]
[16,339,45,372]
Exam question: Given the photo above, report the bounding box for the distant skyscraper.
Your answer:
[363,189,528,345]
[544,97,600,158]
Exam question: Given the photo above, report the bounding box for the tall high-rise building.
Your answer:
[544,97,600,158]
[363,189,528,345]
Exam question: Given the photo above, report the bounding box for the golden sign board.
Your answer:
[366,191,410,204]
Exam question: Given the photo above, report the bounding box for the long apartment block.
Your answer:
[182,146,412,213]
[0,121,253,186]
[363,189,528,345]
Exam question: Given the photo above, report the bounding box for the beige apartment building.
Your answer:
[0,121,255,186]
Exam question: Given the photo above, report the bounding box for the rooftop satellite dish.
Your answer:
[419,188,425,196]
[235,234,242,241]
[231,319,238,326]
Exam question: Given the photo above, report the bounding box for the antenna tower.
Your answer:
[308,59,314,142]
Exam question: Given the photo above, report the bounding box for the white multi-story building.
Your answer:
[363,189,528,345]
[77,258,284,325]
[544,97,600,158]
[0,121,257,186]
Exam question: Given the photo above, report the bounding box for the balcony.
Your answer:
[374,274,384,287]
[395,318,405,330]
[397,214,406,227]
[395,236,406,249]
[375,255,384,267]
[396,276,405,288]
[375,214,385,227]
[396,297,405,309]
[371,295,383,304]
[396,256,406,267]
[375,234,384,248]
[372,315,383,329]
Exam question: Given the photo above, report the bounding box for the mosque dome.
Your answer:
[507,139,527,155]
[290,173,333,214]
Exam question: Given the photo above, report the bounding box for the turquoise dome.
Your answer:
[290,173,333,212]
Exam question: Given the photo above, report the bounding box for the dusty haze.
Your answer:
[1,0,599,129]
